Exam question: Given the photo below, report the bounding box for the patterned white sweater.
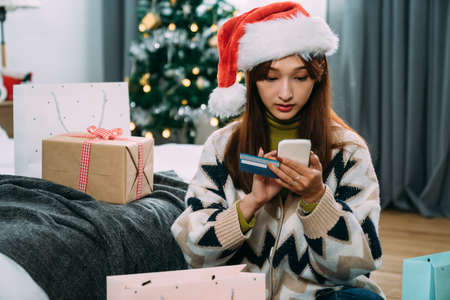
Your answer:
[171,121,385,300]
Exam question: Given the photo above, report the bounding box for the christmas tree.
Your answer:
[129,0,236,144]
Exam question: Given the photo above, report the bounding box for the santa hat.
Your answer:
[208,1,339,118]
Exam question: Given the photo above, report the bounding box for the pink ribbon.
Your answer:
[65,126,144,200]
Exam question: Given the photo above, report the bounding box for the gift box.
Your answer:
[402,251,450,300]
[0,101,13,138]
[42,126,153,204]
[107,264,265,300]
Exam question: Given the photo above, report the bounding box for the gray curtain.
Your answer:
[102,0,137,82]
[327,0,450,217]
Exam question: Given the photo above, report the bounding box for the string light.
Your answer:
[210,24,218,32]
[236,71,244,82]
[190,23,199,32]
[210,117,219,127]
[145,131,153,139]
[181,99,188,105]
[129,122,136,131]
[138,23,146,32]
[143,84,151,93]
[162,129,171,139]
[141,12,161,30]
[196,77,205,89]
[233,10,238,16]
[143,33,149,39]
[168,23,176,31]
[192,67,200,75]
[139,73,151,86]
[182,78,191,87]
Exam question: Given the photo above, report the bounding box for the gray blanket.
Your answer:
[0,172,188,300]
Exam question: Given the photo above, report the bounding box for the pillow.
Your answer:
[1,70,32,101]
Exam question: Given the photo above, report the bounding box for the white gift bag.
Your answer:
[107,264,265,300]
[13,82,131,178]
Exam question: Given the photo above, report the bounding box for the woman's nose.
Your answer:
[278,79,293,101]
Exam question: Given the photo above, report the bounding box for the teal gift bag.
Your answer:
[402,251,450,300]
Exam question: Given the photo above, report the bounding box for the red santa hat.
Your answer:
[208,1,339,118]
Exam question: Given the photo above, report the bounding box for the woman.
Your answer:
[171,2,384,299]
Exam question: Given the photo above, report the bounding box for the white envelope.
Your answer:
[13,82,131,178]
[107,264,265,300]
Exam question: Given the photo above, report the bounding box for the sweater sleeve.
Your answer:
[294,142,382,284]
[170,129,251,268]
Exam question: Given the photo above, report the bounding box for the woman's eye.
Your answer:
[266,77,278,81]
[295,76,308,81]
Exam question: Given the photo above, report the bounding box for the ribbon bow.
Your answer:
[70,125,144,200]
[86,125,123,140]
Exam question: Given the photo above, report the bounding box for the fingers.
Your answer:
[278,156,309,173]
[258,147,264,157]
[309,151,322,172]
[268,162,302,188]
[264,150,277,158]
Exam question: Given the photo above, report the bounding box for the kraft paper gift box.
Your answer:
[42,130,153,204]
[107,264,265,300]
[402,251,450,300]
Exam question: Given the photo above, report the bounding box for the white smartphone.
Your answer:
[277,139,311,166]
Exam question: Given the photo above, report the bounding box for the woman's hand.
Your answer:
[240,148,282,221]
[268,151,325,204]
[250,148,282,205]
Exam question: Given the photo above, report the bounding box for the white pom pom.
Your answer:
[208,83,246,118]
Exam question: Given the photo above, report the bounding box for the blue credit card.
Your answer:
[239,153,280,178]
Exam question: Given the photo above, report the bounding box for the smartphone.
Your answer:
[277,139,311,166]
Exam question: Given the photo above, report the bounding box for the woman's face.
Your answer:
[256,55,315,120]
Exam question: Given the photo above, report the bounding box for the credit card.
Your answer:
[239,153,280,178]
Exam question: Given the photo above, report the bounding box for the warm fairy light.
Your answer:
[141,12,161,30]
[145,131,153,139]
[210,24,218,32]
[143,33,149,38]
[139,73,151,86]
[192,67,200,75]
[124,77,129,82]
[143,84,151,93]
[129,122,136,131]
[162,129,171,139]
[138,23,146,32]
[233,10,238,16]
[236,71,244,82]
[182,78,191,87]
[181,99,188,105]
[210,117,219,127]
[168,23,176,31]
[190,23,199,32]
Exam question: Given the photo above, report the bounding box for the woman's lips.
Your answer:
[276,104,294,112]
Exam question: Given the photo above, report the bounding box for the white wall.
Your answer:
[3,0,103,84]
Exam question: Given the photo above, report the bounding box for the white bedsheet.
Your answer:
[0,126,204,300]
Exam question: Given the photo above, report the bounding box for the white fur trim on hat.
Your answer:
[238,13,339,70]
[208,82,246,118]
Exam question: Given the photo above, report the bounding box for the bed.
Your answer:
[0,126,203,300]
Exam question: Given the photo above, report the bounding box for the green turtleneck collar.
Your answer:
[265,110,300,151]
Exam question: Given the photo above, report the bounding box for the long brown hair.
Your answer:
[223,55,355,193]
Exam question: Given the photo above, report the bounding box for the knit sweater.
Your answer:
[171,121,385,300]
